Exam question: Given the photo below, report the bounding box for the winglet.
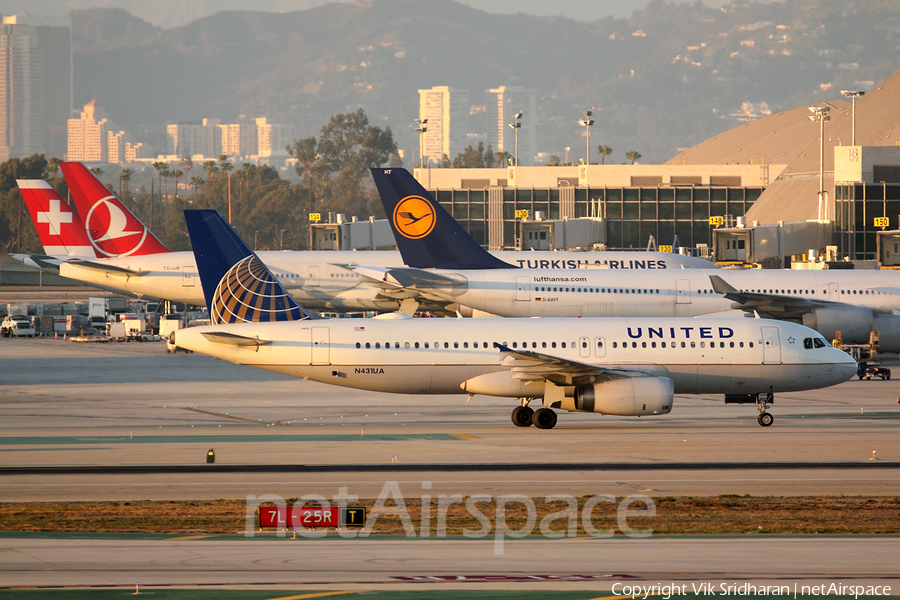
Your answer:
[371,168,515,270]
[184,209,316,324]
[709,274,739,295]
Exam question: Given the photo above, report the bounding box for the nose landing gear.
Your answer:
[757,387,774,427]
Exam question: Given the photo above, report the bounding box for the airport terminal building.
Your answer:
[415,164,772,252]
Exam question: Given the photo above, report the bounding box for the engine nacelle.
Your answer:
[873,314,900,353]
[574,377,674,416]
[801,305,873,343]
[460,371,540,397]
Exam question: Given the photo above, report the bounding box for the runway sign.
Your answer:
[259,506,366,528]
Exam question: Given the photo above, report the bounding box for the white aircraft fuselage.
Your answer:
[411,268,900,348]
[173,316,856,399]
[56,250,712,309]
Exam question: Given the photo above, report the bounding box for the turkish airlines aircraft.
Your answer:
[12,164,713,309]
[171,209,857,429]
[369,168,900,350]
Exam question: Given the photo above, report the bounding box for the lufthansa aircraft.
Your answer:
[369,168,900,349]
[170,209,857,429]
[12,163,712,310]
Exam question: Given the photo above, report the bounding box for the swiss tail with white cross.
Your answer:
[17,180,96,257]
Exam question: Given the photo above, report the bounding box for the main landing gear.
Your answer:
[757,389,774,427]
[511,398,558,429]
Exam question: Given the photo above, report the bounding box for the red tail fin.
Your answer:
[61,161,171,257]
[17,180,97,257]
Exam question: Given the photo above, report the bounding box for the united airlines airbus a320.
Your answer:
[171,210,857,429]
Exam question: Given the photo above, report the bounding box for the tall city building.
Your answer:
[486,86,536,166]
[167,118,221,158]
[0,14,72,161]
[107,129,135,164]
[256,117,293,157]
[418,86,468,166]
[67,99,107,162]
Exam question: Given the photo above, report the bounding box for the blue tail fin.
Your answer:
[184,209,314,324]
[371,168,515,270]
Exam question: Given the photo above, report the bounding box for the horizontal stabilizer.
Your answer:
[66,258,148,277]
[200,331,271,347]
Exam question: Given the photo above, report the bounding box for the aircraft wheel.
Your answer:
[511,406,534,427]
[532,408,558,430]
[758,412,774,427]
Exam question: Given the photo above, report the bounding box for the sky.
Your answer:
[2,0,774,28]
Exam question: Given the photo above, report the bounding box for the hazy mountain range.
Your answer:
[62,0,900,163]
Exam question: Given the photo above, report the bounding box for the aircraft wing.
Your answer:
[709,274,832,319]
[494,343,651,387]
[386,267,467,291]
[200,331,271,347]
[871,287,900,297]
[66,258,149,277]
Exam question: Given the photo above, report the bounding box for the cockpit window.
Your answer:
[804,338,813,349]
[814,338,827,348]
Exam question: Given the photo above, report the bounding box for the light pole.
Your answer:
[508,110,523,166]
[579,108,594,165]
[415,118,428,168]
[254,230,259,250]
[306,154,322,250]
[809,105,831,221]
[840,90,865,146]
[280,229,286,251]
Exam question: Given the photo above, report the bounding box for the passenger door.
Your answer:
[676,279,691,304]
[761,326,782,364]
[311,327,330,365]
[515,276,531,302]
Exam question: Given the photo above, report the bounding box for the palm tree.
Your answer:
[625,150,642,165]
[89,167,104,177]
[162,168,171,204]
[181,155,193,176]
[119,167,133,197]
[47,157,61,179]
[151,161,168,231]
[202,160,218,181]
[219,157,234,223]
[190,176,204,202]
[597,145,613,165]
[171,169,184,198]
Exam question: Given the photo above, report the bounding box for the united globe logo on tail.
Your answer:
[392,195,436,239]
[211,256,305,324]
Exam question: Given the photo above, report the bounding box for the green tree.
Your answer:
[547,155,561,166]
[47,157,61,179]
[218,155,234,223]
[190,176,204,201]
[120,167,133,197]
[89,167,104,177]
[171,169,184,198]
[290,108,397,223]
[625,150,642,164]
[0,154,47,253]
[597,145,613,164]
[202,160,218,181]
[151,161,168,231]
[441,154,451,168]
[495,151,512,167]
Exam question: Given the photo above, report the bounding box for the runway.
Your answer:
[1,337,899,593]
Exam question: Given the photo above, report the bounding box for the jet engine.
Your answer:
[801,305,873,342]
[873,314,900,353]
[574,377,674,416]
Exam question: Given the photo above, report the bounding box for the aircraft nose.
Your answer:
[836,350,858,382]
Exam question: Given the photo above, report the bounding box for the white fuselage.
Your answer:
[173,317,857,398]
[56,250,713,308]
[418,268,900,346]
